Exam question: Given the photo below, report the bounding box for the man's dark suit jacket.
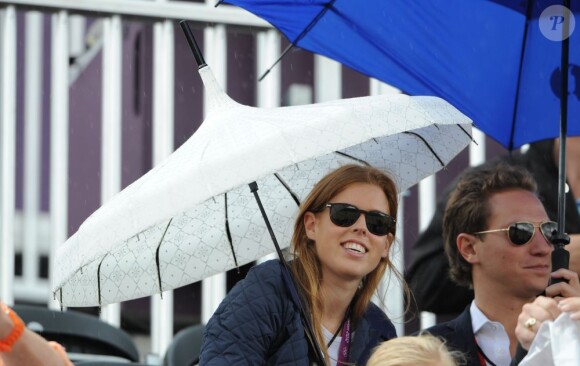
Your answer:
[424,306,530,366]
[424,306,480,365]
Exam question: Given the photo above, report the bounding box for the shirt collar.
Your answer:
[470,300,493,334]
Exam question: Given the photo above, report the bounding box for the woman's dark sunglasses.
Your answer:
[324,203,396,236]
[474,221,558,246]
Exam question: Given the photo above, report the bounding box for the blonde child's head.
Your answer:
[366,333,463,366]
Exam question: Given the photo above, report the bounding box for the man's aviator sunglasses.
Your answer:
[474,221,558,246]
[321,203,396,236]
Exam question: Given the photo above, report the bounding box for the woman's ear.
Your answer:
[457,233,479,264]
[304,212,317,240]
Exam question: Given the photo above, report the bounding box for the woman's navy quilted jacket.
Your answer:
[199,260,397,365]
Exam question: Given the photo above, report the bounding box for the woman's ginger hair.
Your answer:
[367,334,463,366]
[290,164,409,363]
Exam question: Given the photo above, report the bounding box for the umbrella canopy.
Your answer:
[222,0,579,150]
[52,51,472,309]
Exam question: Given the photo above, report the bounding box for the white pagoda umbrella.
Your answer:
[52,25,473,309]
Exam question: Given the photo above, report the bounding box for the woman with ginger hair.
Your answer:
[200,164,408,365]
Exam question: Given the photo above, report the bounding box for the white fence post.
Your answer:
[418,174,437,330]
[255,29,282,265]
[470,128,486,166]
[0,5,17,306]
[23,11,43,290]
[375,200,405,337]
[201,21,228,325]
[99,14,123,327]
[314,55,341,102]
[150,13,175,360]
[256,30,281,109]
[369,80,404,335]
[49,10,69,309]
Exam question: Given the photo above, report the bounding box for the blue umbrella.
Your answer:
[220,0,578,271]
[220,0,578,148]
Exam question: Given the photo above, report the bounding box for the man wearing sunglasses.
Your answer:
[425,163,580,366]
[407,138,580,316]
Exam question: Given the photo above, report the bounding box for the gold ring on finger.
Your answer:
[524,317,537,329]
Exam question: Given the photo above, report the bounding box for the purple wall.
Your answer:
[68,36,102,237]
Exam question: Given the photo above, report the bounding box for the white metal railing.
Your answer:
[200,23,227,327]
[150,5,175,358]
[368,79,404,335]
[0,0,487,362]
[23,11,43,292]
[99,14,123,328]
[1,4,17,307]
[49,9,70,311]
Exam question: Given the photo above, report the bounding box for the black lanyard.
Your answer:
[327,313,349,347]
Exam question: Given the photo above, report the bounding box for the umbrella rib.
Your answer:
[155,218,174,297]
[333,151,371,166]
[59,288,63,311]
[403,131,444,167]
[258,43,297,82]
[224,193,240,272]
[274,173,301,206]
[292,0,337,45]
[97,253,110,308]
[508,1,533,150]
[256,0,337,81]
[456,124,477,145]
[249,182,286,261]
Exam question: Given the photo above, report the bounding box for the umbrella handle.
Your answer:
[550,232,571,285]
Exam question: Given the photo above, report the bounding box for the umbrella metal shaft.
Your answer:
[550,0,572,284]
[249,181,326,365]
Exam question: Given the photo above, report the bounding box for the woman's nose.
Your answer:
[351,214,367,234]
